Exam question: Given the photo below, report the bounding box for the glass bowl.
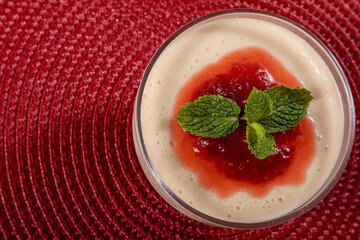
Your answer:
[132,9,355,228]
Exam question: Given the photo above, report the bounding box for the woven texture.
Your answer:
[0,0,359,239]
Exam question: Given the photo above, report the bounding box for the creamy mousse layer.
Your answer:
[140,17,343,223]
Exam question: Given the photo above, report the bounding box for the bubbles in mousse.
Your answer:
[140,18,343,222]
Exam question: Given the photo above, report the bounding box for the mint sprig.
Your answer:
[176,94,241,138]
[176,85,313,159]
[244,85,313,159]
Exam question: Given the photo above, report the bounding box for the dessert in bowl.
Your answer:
[132,9,355,228]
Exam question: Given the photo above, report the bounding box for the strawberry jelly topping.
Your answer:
[189,62,301,183]
[171,47,315,197]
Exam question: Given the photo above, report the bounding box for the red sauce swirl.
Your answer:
[170,47,316,198]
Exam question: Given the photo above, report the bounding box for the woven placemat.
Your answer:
[0,0,359,239]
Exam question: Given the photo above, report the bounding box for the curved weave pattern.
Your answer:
[0,0,359,239]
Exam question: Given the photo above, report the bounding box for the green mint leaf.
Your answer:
[246,122,275,160]
[244,85,313,159]
[244,88,273,123]
[259,85,313,132]
[177,94,241,138]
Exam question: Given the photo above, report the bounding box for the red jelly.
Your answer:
[170,47,316,198]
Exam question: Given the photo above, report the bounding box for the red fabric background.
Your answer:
[0,0,359,239]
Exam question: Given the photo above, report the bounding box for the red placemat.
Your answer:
[0,0,359,239]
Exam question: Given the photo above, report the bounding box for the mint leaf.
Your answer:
[266,85,313,106]
[244,85,313,159]
[177,95,241,138]
[246,122,275,159]
[244,88,273,123]
[260,85,313,132]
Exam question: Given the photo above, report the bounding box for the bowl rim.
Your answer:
[133,8,356,228]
